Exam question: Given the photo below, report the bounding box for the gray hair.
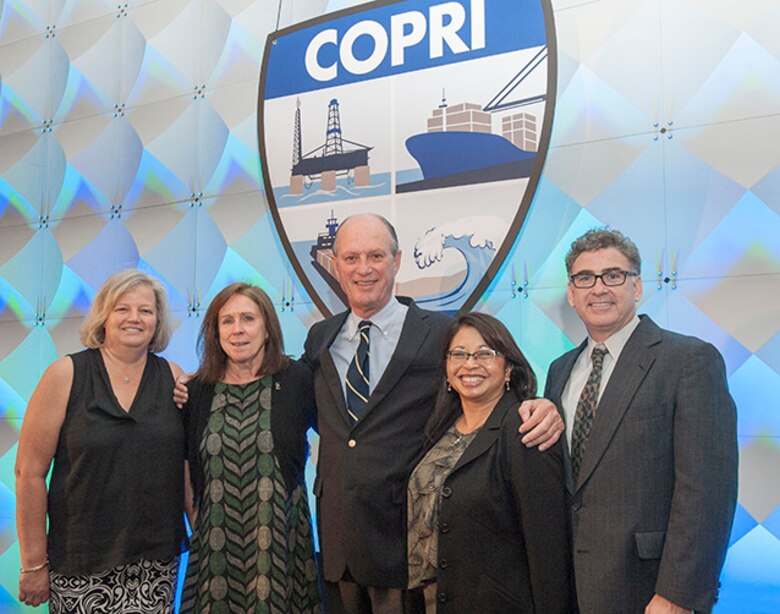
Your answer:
[565,228,641,274]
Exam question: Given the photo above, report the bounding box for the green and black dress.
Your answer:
[181,360,321,613]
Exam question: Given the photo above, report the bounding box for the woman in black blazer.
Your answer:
[407,312,573,613]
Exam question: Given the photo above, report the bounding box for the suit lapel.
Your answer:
[317,312,352,425]
[448,393,513,474]
[549,341,586,404]
[549,341,586,495]
[574,317,661,492]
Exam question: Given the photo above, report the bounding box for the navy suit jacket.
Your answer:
[302,298,451,587]
[544,315,737,613]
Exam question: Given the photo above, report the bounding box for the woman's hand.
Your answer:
[19,567,50,607]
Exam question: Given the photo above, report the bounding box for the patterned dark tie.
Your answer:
[346,320,372,423]
[571,345,608,482]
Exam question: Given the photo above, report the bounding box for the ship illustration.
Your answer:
[290,98,372,194]
[397,47,547,193]
[309,211,347,301]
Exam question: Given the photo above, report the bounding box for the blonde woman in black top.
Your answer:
[15,271,186,611]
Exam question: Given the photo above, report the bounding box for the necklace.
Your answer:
[454,411,490,443]
[453,427,481,445]
[102,348,146,384]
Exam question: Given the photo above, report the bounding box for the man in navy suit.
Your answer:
[303,213,563,613]
[544,228,737,614]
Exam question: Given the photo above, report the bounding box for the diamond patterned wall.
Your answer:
[0,0,778,611]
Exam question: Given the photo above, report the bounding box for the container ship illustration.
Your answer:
[398,46,547,193]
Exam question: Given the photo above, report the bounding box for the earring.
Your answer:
[447,381,452,392]
[505,380,510,391]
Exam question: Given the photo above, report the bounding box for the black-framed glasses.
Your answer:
[446,348,503,366]
[569,270,638,288]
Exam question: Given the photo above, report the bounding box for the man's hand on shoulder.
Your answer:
[517,398,564,451]
[173,373,192,408]
[645,594,692,614]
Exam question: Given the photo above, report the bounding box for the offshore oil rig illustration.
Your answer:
[289,98,372,194]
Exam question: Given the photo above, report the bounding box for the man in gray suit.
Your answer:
[544,228,737,614]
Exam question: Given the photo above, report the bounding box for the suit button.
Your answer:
[439,559,449,569]
[441,486,452,498]
[572,502,582,511]
[440,522,450,533]
[437,592,448,604]
[348,439,357,448]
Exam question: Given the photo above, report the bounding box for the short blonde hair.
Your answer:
[80,270,173,352]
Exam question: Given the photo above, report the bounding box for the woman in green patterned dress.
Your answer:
[180,283,321,613]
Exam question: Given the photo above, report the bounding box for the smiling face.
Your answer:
[566,247,642,342]
[217,293,268,368]
[103,284,158,351]
[446,325,511,412]
[333,215,401,319]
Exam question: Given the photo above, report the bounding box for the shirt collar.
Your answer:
[587,315,640,362]
[345,297,403,339]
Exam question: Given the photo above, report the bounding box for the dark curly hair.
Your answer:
[565,227,641,275]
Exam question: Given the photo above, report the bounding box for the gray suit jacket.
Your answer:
[544,315,737,613]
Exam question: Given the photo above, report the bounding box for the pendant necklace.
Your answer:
[102,348,146,384]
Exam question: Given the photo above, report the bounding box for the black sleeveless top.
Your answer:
[47,349,186,575]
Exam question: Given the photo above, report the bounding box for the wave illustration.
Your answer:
[412,217,506,312]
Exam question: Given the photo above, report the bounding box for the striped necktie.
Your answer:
[571,345,608,482]
[346,320,372,423]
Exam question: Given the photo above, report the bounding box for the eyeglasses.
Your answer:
[446,348,503,366]
[569,270,638,289]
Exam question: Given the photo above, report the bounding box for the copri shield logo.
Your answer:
[259,0,556,316]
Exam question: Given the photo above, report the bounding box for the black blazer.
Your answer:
[182,359,316,509]
[545,316,738,613]
[302,298,451,587]
[425,392,573,613]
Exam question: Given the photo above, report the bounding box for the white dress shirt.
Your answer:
[562,316,641,449]
[329,298,409,405]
